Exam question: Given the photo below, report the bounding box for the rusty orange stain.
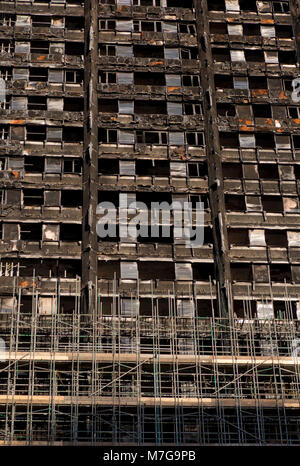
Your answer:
[227,18,235,22]
[9,120,24,124]
[261,19,274,24]
[151,61,163,66]
[110,116,116,121]
[279,90,287,99]
[292,119,300,125]
[11,170,19,178]
[181,155,186,160]
[238,119,253,126]
[252,89,268,96]
[167,86,180,92]
[276,128,284,133]
[37,55,46,61]
[19,281,28,287]
[265,118,273,126]
[239,126,253,132]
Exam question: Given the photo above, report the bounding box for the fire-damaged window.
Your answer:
[136,131,167,145]
[28,96,47,110]
[283,197,299,213]
[5,190,21,205]
[135,100,166,115]
[262,196,284,213]
[60,224,81,242]
[258,164,279,180]
[184,103,202,115]
[31,16,51,27]
[31,41,49,54]
[249,230,266,247]
[170,162,186,177]
[49,69,64,83]
[134,45,164,58]
[188,162,207,177]
[25,156,44,173]
[116,45,133,57]
[47,127,62,142]
[11,97,27,111]
[48,98,63,111]
[20,223,42,241]
[139,262,175,280]
[26,125,45,141]
[133,21,162,33]
[7,158,24,173]
[228,229,249,247]
[99,45,116,56]
[120,262,138,280]
[45,158,62,174]
[29,68,47,82]
[175,263,193,281]
[61,190,82,207]
[272,1,290,13]
[13,68,28,81]
[0,297,16,313]
[222,163,242,179]
[119,131,135,145]
[208,0,226,10]
[133,0,161,5]
[63,158,82,174]
[65,43,83,56]
[231,264,252,282]
[39,297,57,315]
[169,132,184,145]
[99,129,117,143]
[23,189,44,206]
[257,302,274,320]
[44,191,60,207]
[193,263,215,281]
[121,299,139,317]
[225,195,245,212]
[100,19,116,30]
[265,230,288,247]
[99,72,117,84]
[63,127,83,142]
[177,300,195,317]
[65,70,83,84]
[253,264,269,283]
[270,264,292,282]
[52,17,65,28]
[3,223,19,241]
[15,42,30,54]
[119,161,135,176]
[42,224,59,242]
[167,0,194,6]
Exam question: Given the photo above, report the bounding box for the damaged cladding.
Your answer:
[0,0,298,446]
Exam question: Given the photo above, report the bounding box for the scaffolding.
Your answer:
[0,277,299,445]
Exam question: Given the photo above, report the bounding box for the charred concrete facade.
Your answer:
[0,0,299,445]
